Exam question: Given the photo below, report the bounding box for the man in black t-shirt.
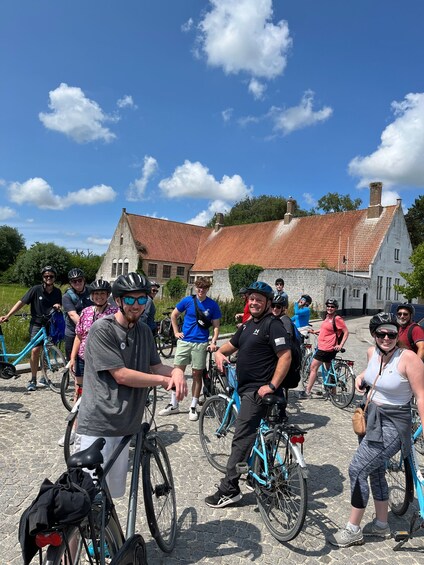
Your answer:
[205,281,292,509]
[0,266,62,391]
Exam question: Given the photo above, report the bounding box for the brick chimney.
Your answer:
[284,197,295,225]
[367,182,383,219]
[214,212,224,232]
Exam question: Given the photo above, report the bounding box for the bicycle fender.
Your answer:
[288,440,308,472]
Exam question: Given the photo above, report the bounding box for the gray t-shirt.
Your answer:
[77,314,161,437]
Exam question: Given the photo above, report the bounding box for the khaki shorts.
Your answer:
[174,340,208,370]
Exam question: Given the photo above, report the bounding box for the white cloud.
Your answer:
[381,190,401,206]
[198,0,292,81]
[303,192,317,207]
[248,78,266,100]
[159,160,253,201]
[181,18,194,32]
[127,156,159,201]
[117,95,137,109]
[222,107,234,122]
[39,83,117,143]
[187,199,231,226]
[8,177,117,210]
[0,206,16,220]
[87,236,111,246]
[270,91,333,135]
[348,92,424,188]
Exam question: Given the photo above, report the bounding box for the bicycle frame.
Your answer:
[0,325,50,366]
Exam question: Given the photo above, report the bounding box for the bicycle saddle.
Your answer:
[67,437,105,470]
[262,394,287,407]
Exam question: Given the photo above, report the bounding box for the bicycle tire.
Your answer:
[143,386,157,426]
[63,410,78,464]
[109,533,147,564]
[142,434,177,553]
[300,350,313,387]
[411,404,424,456]
[199,395,238,473]
[253,430,307,542]
[41,345,67,393]
[60,368,74,411]
[386,453,414,516]
[43,517,124,564]
[158,336,174,358]
[327,361,355,409]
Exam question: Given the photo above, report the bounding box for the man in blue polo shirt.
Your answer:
[159,277,221,421]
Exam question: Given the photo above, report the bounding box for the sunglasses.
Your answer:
[375,331,398,340]
[326,305,336,309]
[151,289,159,294]
[43,275,55,279]
[272,305,283,310]
[397,312,410,317]
[71,278,84,284]
[122,296,148,306]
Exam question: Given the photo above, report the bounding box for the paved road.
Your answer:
[1,316,423,564]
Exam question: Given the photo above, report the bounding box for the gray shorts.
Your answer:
[174,340,208,370]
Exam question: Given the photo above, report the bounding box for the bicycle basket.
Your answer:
[225,363,238,391]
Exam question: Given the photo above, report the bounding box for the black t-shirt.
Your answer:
[21,285,62,325]
[230,314,290,394]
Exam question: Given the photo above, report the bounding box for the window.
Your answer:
[123,261,129,275]
[111,260,117,277]
[385,277,392,301]
[162,265,171,279]
[176,266,185,277]
[394,278,400,301]
[118,260,123,276]
[189,275,195,284]
[120,234,124,245]
[394,248,400,262]
[148,263,157,278]
[352,288,360,298]
[377,276,383,300]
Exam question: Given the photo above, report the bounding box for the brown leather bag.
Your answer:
[352,358,383,436]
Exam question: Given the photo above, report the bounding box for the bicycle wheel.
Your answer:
[411,404,424,456]
[253,430,307,542]
[327,361,355,409]
[158,336,174,358]
[43,517,124,564]
[142,434,177,553]
[60,368,74,411]
[63,410,78,464]
[386,453,413,516]
[109,534,147,564]
[41,345,67,392]
[300,350,312,387]
[143,386,157,426]
[199,395,238,473]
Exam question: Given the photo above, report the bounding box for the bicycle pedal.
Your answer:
[236,462,249,475]
[393,530,409,542]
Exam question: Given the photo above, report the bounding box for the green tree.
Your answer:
[315,193,362,213]
[69,250,104,283]
[207,195,308,227]
[14,242,71,286]
[228,264,263,297]
[0,225,25,272]
[164,277,186,300]
[405,195,424,248]
[395,242,424,300]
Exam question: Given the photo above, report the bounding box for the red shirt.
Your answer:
[398,323,424,352]
[318,315,347,351]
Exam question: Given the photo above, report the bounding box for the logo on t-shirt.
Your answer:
[253,329,260,335]
[120,342,126,350]
[274,337,286,346]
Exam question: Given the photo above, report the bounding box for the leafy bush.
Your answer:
[164,277,186,300]
[14,242,71,286]
[228,264,263,298]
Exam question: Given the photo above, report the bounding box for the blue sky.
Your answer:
[1,0,423,255]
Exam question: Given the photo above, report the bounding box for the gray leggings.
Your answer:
[349,418,401,509]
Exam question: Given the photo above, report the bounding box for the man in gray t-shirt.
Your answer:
[76,273,187,497]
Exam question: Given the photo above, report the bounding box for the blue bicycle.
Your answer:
[386,420,424,550]
[0,315,66,392]
[198,364,308,542]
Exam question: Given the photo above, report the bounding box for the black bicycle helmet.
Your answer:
[301,294,312,305]
[41,265,57,275]
[68,268,85,280]
[369,313,399,335]
[150,281,160,288]
[88,279,112,294]
[325,298,339,308]
[271,293,288,308]
[396,303,415,317]
[246,281,273,299]
[112,272,151,298]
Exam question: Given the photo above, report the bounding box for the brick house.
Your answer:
[96,182,412,314]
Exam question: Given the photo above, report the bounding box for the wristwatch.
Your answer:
[268,382,276,392]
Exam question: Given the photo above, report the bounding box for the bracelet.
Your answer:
[268,382,276,392]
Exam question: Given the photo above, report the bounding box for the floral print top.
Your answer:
[75,304,118,359]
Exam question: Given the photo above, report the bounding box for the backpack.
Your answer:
[263,315,301,389]
[49,310,65,344]
[332,316,344,345]
[407,323,419,353]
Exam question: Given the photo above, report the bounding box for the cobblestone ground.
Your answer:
[1,316,423,564]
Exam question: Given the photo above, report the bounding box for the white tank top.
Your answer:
[364,348,412,406]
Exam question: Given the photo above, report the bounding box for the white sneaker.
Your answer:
[159,403,179,416]
[189,407,199,421]
[58,430,75,447]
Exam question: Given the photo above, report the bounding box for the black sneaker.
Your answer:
[205,488,242,508]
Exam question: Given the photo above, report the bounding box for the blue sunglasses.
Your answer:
[122,296,148,306]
